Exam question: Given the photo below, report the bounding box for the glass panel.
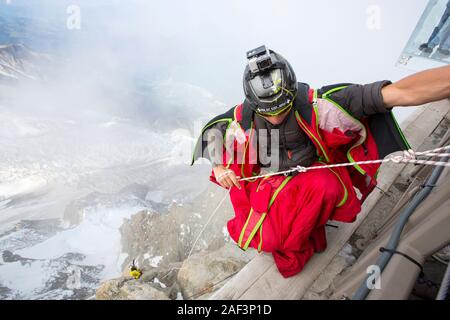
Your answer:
[397,0,450,70]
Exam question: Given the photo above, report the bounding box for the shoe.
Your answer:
[419,43,429,51]
[419,43,433,53]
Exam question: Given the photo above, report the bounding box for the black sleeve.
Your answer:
[325,80,393,119]
[191,106,235,166]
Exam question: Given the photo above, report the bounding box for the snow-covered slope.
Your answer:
[0,44,50,81]
[0,40,222,299]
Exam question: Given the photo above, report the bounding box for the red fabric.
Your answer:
[224,163,361,278]
[308,88,315,103]
[318,118,381,202]
[347,118,380,201]
[235,103,243,122]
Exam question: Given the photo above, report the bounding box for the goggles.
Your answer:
[255,100,293,117]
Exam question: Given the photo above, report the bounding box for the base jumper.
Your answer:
[191,46,450,277]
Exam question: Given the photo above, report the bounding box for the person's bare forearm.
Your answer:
[382,65,450,108]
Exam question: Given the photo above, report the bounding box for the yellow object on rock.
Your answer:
[129,268,142,279]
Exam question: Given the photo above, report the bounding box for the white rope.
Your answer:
[161,189,232,282]
[186,188,232,259]
[414,145,450,156]
[216,169,234,181]
[240,145,450,182]
[422,153,450,157]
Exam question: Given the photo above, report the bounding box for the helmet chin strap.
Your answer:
[256,106,293,119]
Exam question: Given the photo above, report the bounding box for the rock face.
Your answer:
[96,278,170,300]
[96,184,257,300]
[97,262,183,300]
[177,243,256,299]
[96,243,256,300]
[119,184,234,272]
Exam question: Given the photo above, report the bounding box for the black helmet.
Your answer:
[243,46,297,115]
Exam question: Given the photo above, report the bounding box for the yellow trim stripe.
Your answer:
[238,208,254,248]
[295,111,330,163]
[318,161,348,208]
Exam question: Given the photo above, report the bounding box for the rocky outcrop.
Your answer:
[96,278,170,300]
[96,183,253,300]
[97,262,183,300]
[177,243,256,299]
[96,243,255,300]
[119,184,234,272]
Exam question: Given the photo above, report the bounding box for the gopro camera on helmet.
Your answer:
[243,47,298,114]
[246,45,274,74]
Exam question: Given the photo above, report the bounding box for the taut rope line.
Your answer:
[240,146,450,181]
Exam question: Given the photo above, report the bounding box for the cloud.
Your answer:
[2,0,428,133]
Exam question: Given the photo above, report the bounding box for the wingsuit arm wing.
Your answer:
[322,80,411,159]
[324,80,393,119]
[190,106,235,166]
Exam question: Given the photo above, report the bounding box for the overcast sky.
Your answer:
[5,0,431,122]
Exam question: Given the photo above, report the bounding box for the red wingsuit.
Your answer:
[193,84,410,278]
[225,166,360,277]
[210,160,364,277]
